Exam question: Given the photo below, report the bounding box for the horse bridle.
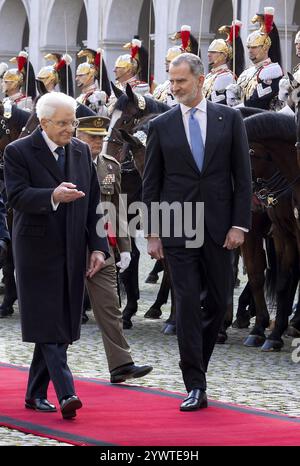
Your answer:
[105,126,124,147]
[0,116,12,169]
[251,148,300,208]
[0,117,11,139]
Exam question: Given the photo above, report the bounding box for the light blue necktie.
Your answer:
[189,108,205,172]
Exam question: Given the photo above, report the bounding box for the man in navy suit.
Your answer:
[0,194,9,265]
[143,54,252,411]
[4,92,109,419]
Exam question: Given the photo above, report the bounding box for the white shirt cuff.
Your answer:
[51,194,59,211]
[232,226,249,233]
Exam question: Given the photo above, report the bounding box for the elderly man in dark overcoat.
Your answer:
[4,92,109,419]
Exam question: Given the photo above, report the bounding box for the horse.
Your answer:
[217,107,276,345]
[105,84,170,329]
[244,112,300,351]
[118,115,178,335]
[0,102,30,317]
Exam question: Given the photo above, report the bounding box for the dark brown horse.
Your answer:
[244,112,300,351]
[0,102,30,317]
[105,84,170,329]
[118,117,178,335]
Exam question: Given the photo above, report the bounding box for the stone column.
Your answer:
[28,0,41,73]
[153,0,169,84]
[86,0,101,49]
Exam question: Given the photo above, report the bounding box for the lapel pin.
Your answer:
[218,116,223,121]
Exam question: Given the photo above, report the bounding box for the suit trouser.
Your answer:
[86,263,133,372]
[26,343,75,403]
[165,233,233,392]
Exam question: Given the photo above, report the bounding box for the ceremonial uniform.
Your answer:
[153,26,198,107]
[76,83,109,116]
[203,65,235,105]
[153,80,177,107]
[205,21,244,107]
[237,58,282,109]
[2,51,36,113]
[227,7,283,110]
[3,93,32,112]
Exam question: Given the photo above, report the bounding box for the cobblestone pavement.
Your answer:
[0,236,300,446]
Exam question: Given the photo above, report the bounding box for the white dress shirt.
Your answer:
[180,98,207,148]
[180,99,248,234]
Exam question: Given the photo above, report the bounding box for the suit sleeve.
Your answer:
[0,194,10,241]
[231,111,252,230]
[142,121,164,236]
[4,143,54,215]
[86,148,110,259]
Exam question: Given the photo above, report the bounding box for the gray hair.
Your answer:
[171,53,205,77]
[36,92,77,120]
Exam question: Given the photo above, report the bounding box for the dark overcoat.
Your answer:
[4,127,109,343]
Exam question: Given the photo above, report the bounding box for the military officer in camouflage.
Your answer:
[76,116,153,383]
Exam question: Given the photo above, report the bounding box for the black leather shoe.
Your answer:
[110,364,153,383]
[0,304,14,318]
[122,318,133,329]
[60,395,82,419]
[25,398,57,412]
[180,389,208,412]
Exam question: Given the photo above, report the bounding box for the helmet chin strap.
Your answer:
[116,67,133,83]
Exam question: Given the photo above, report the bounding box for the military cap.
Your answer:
[77,116,110,136]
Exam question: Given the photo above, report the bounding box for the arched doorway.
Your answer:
[210,0,233,36]
[0,0,29,61]
[44,0,87,96]
[105,0,150,81]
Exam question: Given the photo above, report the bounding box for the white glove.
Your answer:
[226,84,241,107]
[88,90,107,105]
[116,252,131,273]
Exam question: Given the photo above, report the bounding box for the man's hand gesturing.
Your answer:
[53,183,85,204]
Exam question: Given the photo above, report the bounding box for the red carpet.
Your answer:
[0,362,300,446]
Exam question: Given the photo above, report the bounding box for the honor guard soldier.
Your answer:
[204,21,244,106]
[2,51,36,112]
[113,37,150,96]
[20,54,96,138]
[76,48,111,116]
[227,7,283,109]
[153,25,197,107]
[36,53,74,96]
[76,116,153,383]
[108,37,150,114]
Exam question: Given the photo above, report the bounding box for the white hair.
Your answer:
[36,92,77,121]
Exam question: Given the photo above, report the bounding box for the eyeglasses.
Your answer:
[48,119,79,129]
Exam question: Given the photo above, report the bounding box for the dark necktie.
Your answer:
[189,108,205,172]
[55,147,66,174]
